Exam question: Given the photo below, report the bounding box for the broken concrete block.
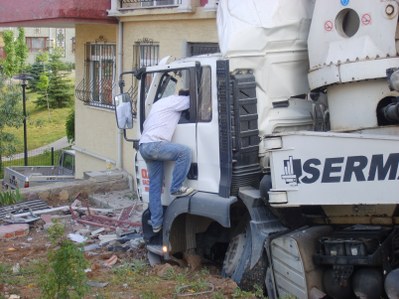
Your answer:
[68,233,87,243]
[91,227,105,236]
[0,224,29,240]
[98,234,118,246]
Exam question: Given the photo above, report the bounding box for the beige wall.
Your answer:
[121,14,218,67]
[74,24,117,85]
[74,24,118,178]
[74,10,218,179]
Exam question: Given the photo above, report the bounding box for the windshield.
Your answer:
[141,66,212,122]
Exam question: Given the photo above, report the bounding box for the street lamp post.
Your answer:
[22,78,28,166]
[14,74,33,166]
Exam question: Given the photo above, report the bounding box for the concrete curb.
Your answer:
[20,170,130,206]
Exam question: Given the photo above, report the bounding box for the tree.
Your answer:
[35,50,73,108]
[0,29,27,172]
[28,51,49,92]
[65,108,75,143]
[37,73,49,94]
[0,28,28,78]
[15,28,28,74]
[0,74,23,170]
[1,30,16,77]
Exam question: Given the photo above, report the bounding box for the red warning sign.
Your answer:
[324,20,333,32]
[361,13,372,25]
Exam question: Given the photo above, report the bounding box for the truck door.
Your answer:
[136,62,220,205]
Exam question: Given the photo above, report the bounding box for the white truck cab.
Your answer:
[114,1,399,298]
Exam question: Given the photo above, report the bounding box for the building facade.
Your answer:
[0,0,219,178]
[0,27,75,64]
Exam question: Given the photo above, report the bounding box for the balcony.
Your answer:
[108,0,218,14]
[0,0,116,27]
[120,0,182,9]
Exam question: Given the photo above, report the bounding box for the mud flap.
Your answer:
[162,191,237,251]
[238,186,286,269]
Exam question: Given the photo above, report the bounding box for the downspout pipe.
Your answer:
[116,21,123,169]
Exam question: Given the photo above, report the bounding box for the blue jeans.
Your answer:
[139,141,192,228]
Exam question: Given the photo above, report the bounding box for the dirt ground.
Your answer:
[0,194,254,299]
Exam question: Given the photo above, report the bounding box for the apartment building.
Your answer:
[0,27,75,64]
[0,0,219,178]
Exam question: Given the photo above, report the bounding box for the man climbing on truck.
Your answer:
[139,89,195,233]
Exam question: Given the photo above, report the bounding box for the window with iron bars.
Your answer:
[187,42,219,56]
[127,39,160,115]
[76,43,116,109]
[120,0,181,9]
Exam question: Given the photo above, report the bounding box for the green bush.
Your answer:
[39,222,89,299]
[65,108,75,143]
[0,189,22,206]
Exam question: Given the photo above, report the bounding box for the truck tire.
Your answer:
[222,222,267,293]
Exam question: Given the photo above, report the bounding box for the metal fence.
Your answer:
[0,147,62,179]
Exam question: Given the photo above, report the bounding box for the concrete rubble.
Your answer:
[0,223,30,239]
[0,170,147,257]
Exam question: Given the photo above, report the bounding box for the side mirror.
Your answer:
[114,93,133,129]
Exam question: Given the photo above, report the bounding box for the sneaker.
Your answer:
[152,225,162,233]
[147,220,162,233]
[171,186,194,198]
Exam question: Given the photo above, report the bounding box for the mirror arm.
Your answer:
[118,79,125,93]
[122,129,139,149]
[118,68,146,93]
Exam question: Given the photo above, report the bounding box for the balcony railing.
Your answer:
[120,0,181,9]
[75,78,115,110]
[109,0,218,13]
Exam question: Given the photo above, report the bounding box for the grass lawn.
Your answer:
[5,91,72,153]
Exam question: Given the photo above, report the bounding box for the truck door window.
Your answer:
[142,66,212,124]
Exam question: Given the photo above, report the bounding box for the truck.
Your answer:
[2,149,75,190]
[114,0,399,298]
